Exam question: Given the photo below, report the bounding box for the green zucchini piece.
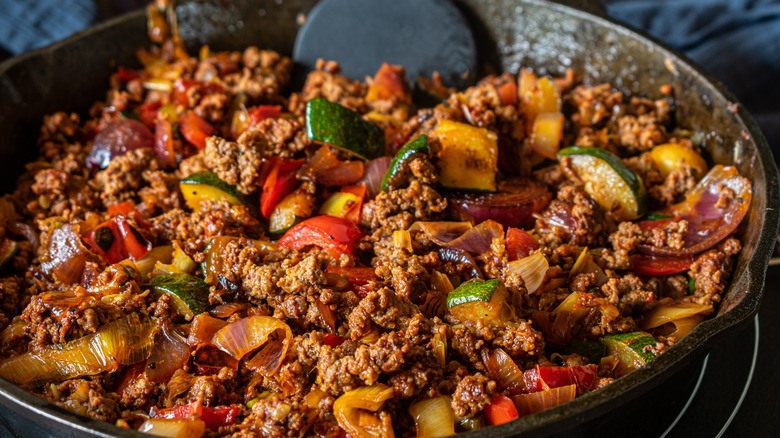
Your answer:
[565,339,608,365]
[149,273,210,320]
[645,212,672,221]
[180,171,260,218]
[0,240,19,269]
[380,134,430,192]
[269,190,316,235]
[447,279,502,308]
[599,331,657,376]
[558,146,647,221]
[305,98,385,160]
[446,279,510,322]
[412,82,445,109]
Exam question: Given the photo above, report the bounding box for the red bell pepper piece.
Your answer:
[106,201,150,229]
[326,265,377,285]
[497,80,518,107]
[631,254,695,276]
[83,216,152,264]
[278,215,363,258]
[172,79,224,107]
[179,111,214,149]
[137,101,162,129]
[249,105,283,126]
[323,333,345,347]
[506,227,538,261]
[155,402,241,430]
[260,158,304,219]
[116,66,140,83]
[153,119,177,167]
[485,394,520,425]
[523,365,599,393]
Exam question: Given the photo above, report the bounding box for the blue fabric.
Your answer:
[603,0,780,152]
[0,0,97,55]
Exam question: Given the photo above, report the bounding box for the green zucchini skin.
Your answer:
[180,171,260,218]
[149,273,210,318]
[0,240,19,270]
[305,98,385,160]
[380,134,430,192]
[446,279,502,309]
[600,331,658,364]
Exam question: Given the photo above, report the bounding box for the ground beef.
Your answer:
[616,114,667,154]
[687,237,742,305]
[568,84,623,127]
[94,149,159,205]
[450,373,496,418]
[535,184,608,248]
[301,59,367,113]
[203,136,264,194]
[239,116,309,158]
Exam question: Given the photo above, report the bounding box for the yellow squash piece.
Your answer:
[648,143,708,179]
[434,119,498,191]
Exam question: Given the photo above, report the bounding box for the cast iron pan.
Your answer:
[0,0,776,437]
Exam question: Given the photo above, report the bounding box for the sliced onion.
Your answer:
[551,292,619,326]
[359,156,393,199]
[639,302,713,330]
[569,247,608,286]
[510,384,576,417]
[334,384,395,438]
[87,119,154,170]
[208,302,249,319]
[213,316,292,375]
[430,271,454,294]
[482,348,526,394]
[138,418,206,438]
[408,396,455,438]
[638,165,751,256]
[146,321,191,383]
[41,224,102,285]
[1,316,26,347]
[8,222,38,252]
[0,313,154,386]
[652,314,709,338]
[135,245,174,277]
[438,247,483,280]
[447,179,552,228]
[187,313,228,347]
[431,332,447,368]
[307,145,365,186]
[506,253,548,294]
[412,220,504,254]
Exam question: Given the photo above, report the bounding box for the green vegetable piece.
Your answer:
[600,331,657,376]
[558,146,648,221]
[380,135,430,192]
[149,273,210,320]
[565,339,608,365]
[645,212,672,221]
[412,81,445,109]
[446,279,502,309]
[180,171,260,218]
[0,240,19,269]
[305,98,385,160]
[688,277,697,295]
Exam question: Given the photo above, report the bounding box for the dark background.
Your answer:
[0,0,777,437]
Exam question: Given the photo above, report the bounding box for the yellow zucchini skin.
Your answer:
[179,171,260,218]
[434,120,498,192]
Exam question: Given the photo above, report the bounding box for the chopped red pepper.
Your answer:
[83,216,151,264]
[631,254,695,276]
[506,227,538,261]
[366,63,411,102]
[278,215,363,258]
[326,265,377,285]
[485,394,520,425]
[323,333,345,347]
[179,111,214,149]
[153,119,177,167]
[137,101,162,129]
[249,105,283,126]
[523,365,599,394]
[106,201,149,229]
[340,184,366,224]
[497,80,518,107]
[116,66,140,83]
[260,158,304,219]
[155,401,241,430]
[172,79,224,107]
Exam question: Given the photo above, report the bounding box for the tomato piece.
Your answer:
[249,105,283,126]
[179,111,214,149]
[497,80,518,106]
[323,333,345,347]
[83,216,152,264]
[138,101,162,128]
[506,227,538,261]
[326,266,377,285]
[631,254,695,276]
[260,158,305,219]
[278,216,363,258]
[485,395,519,426]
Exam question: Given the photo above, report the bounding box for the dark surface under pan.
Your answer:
[0,0,776,437]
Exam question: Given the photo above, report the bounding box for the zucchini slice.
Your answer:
[149,273,210,320]
[434,120,498,192]
[380,134,430,192]
[180,171,260,218]
[305,98,385,160]
[270,190,317,235]
[599,331,657,377]
[0,239,18,270]
[558,146,647,221]
[446,279,507,321]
